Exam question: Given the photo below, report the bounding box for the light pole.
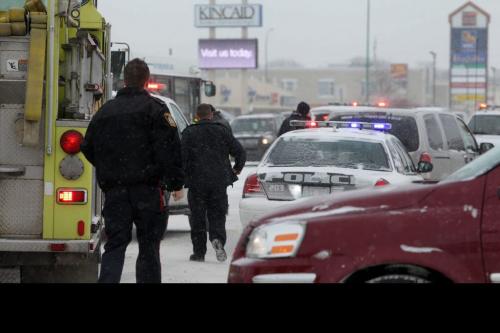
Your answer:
[365,0,371,104]
[265,28,275,83]
[492,67,497,105]
[430,51,437,106]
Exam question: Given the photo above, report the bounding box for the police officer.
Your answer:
[278,101,312,136]
[81,58,185,283]
[210,105,232,132]
[181,104,246,262]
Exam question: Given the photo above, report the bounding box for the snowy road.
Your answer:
[119,164,257,283]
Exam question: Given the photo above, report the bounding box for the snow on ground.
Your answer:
[120,164,258,283]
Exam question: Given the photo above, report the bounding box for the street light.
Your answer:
[430,51,437,106]
[265,28,275,83]
[365,0,371,104]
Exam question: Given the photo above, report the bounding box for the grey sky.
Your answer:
[99,0,500,70]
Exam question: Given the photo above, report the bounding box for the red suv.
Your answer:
[228,147,500,283]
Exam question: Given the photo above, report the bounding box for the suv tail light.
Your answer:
[374,179,390,187]
[420,152,432,164]
[60,130,83,155]
[243,173,264,198]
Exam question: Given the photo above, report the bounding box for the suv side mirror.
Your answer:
[480,142,495,155]
[417,161,434,174]
[204,82,216,97]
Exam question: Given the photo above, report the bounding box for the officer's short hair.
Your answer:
[124,58,150,88]
[197,104,213,119]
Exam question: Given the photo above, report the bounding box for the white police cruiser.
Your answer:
[239,120,427,227]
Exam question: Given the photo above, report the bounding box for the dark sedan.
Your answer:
[231,114,284,162]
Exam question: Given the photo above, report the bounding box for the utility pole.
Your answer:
[492,67,497,105]
[430,51,437,106]
[265,28,274,83]
[365,0,371,104]
[241,0,249,114]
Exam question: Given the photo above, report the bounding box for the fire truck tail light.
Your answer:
[50,243,66,252]
[60,130,83,155]
[77,221,85,237]
[57,189,88,205]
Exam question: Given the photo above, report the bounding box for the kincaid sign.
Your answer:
[195,4,263,28]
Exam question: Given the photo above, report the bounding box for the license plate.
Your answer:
[302,186,331,197]
[268,184,286,192]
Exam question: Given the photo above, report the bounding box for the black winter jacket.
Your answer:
[81,87,185,192]
[278,112,311,136]
[181,120,246,189]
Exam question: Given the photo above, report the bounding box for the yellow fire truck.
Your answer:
[0,0,111,282]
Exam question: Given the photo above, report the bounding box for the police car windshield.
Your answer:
[231,118,275,134]
[468,115,500,135]
[331,113,420,152]
[263,137,391,171]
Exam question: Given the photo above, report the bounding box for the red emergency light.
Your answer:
[60,130,83,155]
[352,101,359,107]
[147,82,166,91]
[57,189,88,205]
[377,102,388,108]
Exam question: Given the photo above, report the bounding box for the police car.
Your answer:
[239,121,427,227]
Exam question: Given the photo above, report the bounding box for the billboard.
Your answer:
[195,4,263,28]
[198,39,258,69]
[449,2,490,111]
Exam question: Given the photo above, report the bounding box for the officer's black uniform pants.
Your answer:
[99,184,167,284]
[188,186,228,256]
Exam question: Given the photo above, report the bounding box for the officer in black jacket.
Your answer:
[81,58,185,284]
[181,104,246,262]
[278,101,311,136]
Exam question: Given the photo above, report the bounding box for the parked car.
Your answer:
[231,114,284,161]
[239,125,425,227]
[468,110,500,149]
[330,108,482,181]
[228,146,500,283]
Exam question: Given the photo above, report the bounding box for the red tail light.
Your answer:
[375,179,390,187]
[60,130,83,155]
[77,221,85,237]
[307,121,318,128]
[57,189,88,205]
[147,82,166,91]
[322,115,329,121]
[419,152,432,164]
[50,244,66,252]
[243,173,264,198]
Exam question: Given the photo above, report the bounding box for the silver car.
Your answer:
[327,107,483,181]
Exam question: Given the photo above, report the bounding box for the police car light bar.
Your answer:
[290,120,392,130]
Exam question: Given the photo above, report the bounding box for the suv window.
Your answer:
[468,115,500,135]
[456,118,478,152]
[439,114,465,151]
[424,114,444,151]
[331,113,420,152]
[169,103,188,134]
[387,141,405,174]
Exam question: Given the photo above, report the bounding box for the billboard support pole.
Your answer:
[208,0,216,87]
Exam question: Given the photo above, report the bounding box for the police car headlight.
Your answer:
[246,222,306,259]
[261,136,273,145]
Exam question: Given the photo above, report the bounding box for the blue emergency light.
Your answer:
[289,120,392,131]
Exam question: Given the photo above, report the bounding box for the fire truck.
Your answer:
[0,0,111,282]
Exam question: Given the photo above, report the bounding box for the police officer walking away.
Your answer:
[181,104,246,262]
[81,58,185,283]
[278,101,312,136]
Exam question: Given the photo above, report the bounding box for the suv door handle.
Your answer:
[0,166,26,177]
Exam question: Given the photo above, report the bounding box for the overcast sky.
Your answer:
[99,0,500,71]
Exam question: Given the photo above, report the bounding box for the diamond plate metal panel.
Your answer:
[0,179,43,237]
[0,105,44,165]
[0,37,30,80]
[0,267,20,283]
